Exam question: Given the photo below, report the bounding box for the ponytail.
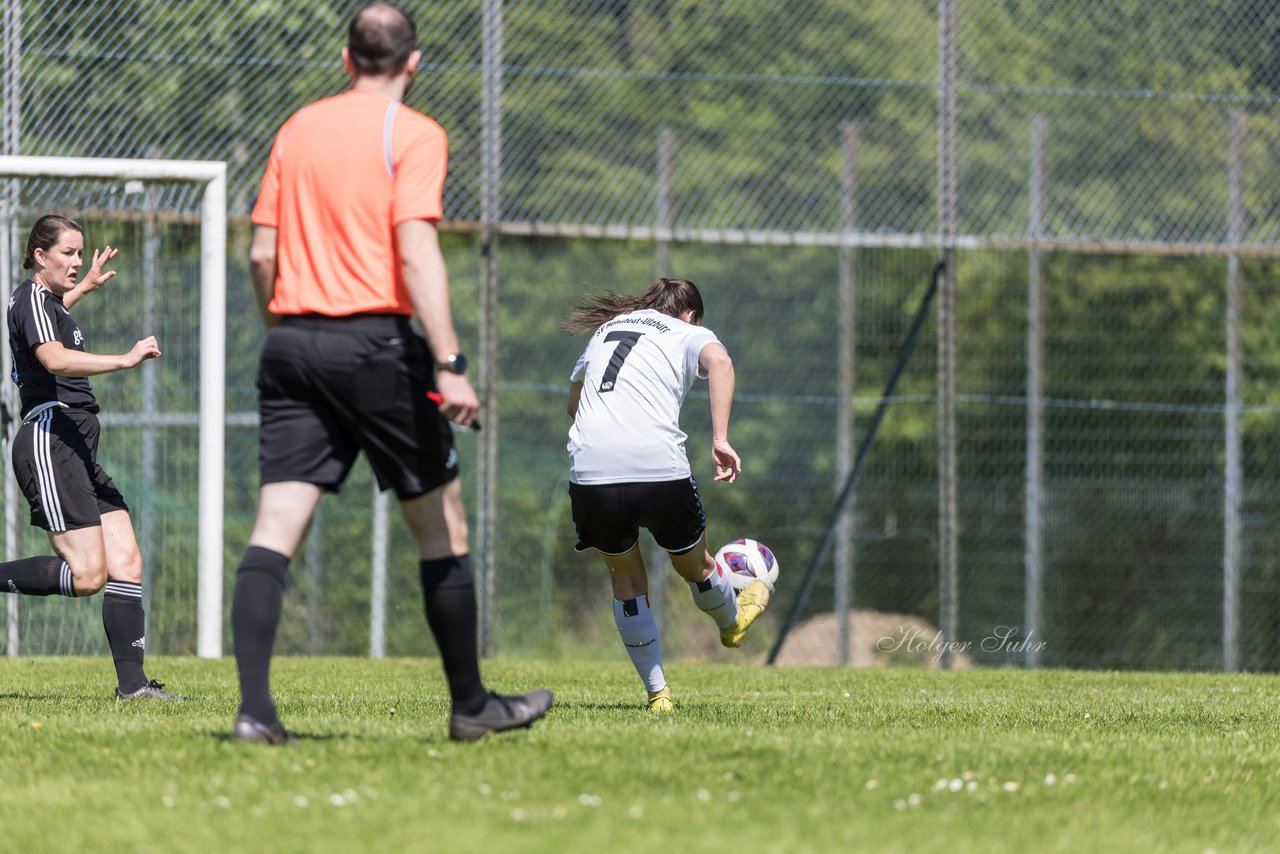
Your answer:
[562,277,705,334]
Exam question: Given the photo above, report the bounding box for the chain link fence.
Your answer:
[4,0,1280,670]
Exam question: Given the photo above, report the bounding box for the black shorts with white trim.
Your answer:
[11,407,128,532]
[569,477,706,556]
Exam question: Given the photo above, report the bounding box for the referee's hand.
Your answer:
[434,371,480,429]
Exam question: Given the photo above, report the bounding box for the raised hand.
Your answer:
[63,245,119,310]
[83,245,119,293]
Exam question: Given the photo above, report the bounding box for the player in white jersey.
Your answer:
[564,277,769,712]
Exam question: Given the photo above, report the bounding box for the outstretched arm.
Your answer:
[35,337,161,378]
[700,342,741,483]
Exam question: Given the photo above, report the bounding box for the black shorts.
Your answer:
[257,314,458,499]
[11,407,128,532]
[569,478,706,556]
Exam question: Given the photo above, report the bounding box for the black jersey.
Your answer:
[6,278,97,417]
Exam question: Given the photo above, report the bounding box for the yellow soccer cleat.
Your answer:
[719,580,770,648]
[647,686,674,713]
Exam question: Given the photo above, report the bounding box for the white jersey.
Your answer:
[568,309,721,485]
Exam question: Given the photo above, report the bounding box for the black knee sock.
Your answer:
[0,556,74,597]
[420,556,487,715]
[102,581,148,693]
[232,546,289,723]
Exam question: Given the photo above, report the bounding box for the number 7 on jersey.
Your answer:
[598,331,643,392]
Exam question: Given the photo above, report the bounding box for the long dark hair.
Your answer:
[562,277,705,334]
[23,215,82,270]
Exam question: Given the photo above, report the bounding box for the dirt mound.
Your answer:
[769,609,973,668]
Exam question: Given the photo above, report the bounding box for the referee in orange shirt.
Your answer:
[232,1,551,744]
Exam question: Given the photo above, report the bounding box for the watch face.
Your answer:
[446,353,468,374]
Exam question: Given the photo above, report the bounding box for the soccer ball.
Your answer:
[714,538,779,593]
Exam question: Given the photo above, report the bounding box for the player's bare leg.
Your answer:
[46,526,109,595]
[0,528,99,602]
[0,518,93,598]
[600,543,648,600]
[247,482,325,558]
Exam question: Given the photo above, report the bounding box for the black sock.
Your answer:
[420,555,487,715]
[0,556,74,597]
[102,581,148,693]
[232,546,289,723]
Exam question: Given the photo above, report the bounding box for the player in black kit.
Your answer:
[2,214,182,701]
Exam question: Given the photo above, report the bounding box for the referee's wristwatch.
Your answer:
[436,352,468,375]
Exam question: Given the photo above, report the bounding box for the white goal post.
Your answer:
[0,155,226,658]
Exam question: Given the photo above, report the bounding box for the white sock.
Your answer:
[613,596,665,692]
[687,562,738,629]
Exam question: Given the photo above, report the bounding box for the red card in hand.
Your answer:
[427,391,482,431]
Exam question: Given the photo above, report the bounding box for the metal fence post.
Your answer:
[1223,109,1245,673]
[936,0,960,668]
[476,0,505,657]
[656,127,675,279]
[1,213,15,657]
[836,121,860,666]
[141,191,160,623]
[1025,115,1046,668]
[306,507,322,655]
[370,482,389,659]
[649,128,677,628]
[3,0,23,658]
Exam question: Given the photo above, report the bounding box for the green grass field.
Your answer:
[1,657,1278,853]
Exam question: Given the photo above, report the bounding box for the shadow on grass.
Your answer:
[210,729,341,744]
[564,701,656,712]
[0,692,105,702]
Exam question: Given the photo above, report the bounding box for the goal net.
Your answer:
[0,156,225,658]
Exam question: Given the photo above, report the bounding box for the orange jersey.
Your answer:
[251,90,447,317]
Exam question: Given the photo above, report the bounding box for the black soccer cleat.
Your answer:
[115,679,186,702]
[448,690,554,742]
[230,713,297,746]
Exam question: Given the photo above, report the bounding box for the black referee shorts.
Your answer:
[11,407,128,532]
[257,314,458,499]
[569,477,706,557]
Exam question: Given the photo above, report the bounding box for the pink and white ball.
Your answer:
[714,538,779,593]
